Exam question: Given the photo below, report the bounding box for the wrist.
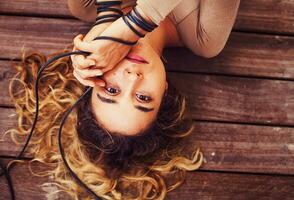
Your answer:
[117,18,142,41]
[100,17,140,43]
[83,24,110,42]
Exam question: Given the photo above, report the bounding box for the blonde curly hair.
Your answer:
[5,48,203,200]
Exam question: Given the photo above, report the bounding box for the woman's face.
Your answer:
[91,40,167,136]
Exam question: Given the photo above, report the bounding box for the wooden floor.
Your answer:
[0,0,294,199]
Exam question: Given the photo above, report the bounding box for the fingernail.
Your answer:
[96,73,103,77]
[96,71,103,76]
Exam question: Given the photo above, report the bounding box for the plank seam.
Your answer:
[198,169,294,177]
[167,70,294,82]
[194,119,294,129]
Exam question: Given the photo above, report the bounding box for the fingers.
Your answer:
[73,69,105,87]
[94,78,106,87]
[75,67,103,79]
[72,60,106,87]
[74,34,95,52]
[73,70,95,87]
[71,46,96,70]
[75,55,96,69]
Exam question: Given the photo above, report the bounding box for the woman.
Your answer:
[7,0,240,199]
[69,0,241,135]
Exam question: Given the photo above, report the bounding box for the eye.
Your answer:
[104,86,120,96]
[136,94,152,103]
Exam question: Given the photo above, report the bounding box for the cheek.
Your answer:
[145,75,166,96]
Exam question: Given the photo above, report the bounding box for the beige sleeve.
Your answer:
[67,0,97,22]
[176,0,240,58]
[136,0,182,25]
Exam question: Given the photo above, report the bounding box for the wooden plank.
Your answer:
[0,60,17,107]
[0,160,293,200]
[234,0,294,35]
[0,16,293,79]
[0,0,71,18]
[191,122,294,175]
[167,171,294,199]
[1,107,293,175]
[0,159,71,200]
[0,108,21,157]
[0,0,293,35]
[164,33,294,80]
[0,16,90,60]
[169,73,294,126]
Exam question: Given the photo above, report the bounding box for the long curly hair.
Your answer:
[5,48,203,200]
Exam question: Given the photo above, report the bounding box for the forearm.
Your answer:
[136,0,182,25]
[82,1,123,42]
[195,0,240,57]
[67,0,122,22]
[67,0,97,22]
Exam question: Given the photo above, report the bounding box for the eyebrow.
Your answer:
[97,93,154,113]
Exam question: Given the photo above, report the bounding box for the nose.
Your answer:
[124,67,142,81]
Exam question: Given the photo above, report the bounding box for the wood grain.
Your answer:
[0,16,90,60]
[0,159,71,200]
[0,0,71,18]
[0,16,293,80]
[168,73,294,126]
[0,60,17,107]
[164,33,294,80]
[0,108,20,157]
[0,159,293,200]
[234,0,294,35]
[0,0,293,35]
[1,107,293,175]
[167,171,294,200]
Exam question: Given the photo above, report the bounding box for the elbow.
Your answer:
[191,42,226,58]
[189,29,230,58]
[195,47,223,58]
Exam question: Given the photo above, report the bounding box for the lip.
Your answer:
[126,53,149,64]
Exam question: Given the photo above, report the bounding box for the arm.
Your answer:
[67,0,121,22]
[67,0,97,22]
[178,0,240,58]
[70,0,123,87]
[136,0,182,25]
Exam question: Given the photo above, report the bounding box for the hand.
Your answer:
[71,23,110,87]
[73,17,141,74]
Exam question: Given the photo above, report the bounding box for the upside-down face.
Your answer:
[91,39,168,136]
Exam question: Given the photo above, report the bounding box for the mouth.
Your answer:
[126,53,149,64]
